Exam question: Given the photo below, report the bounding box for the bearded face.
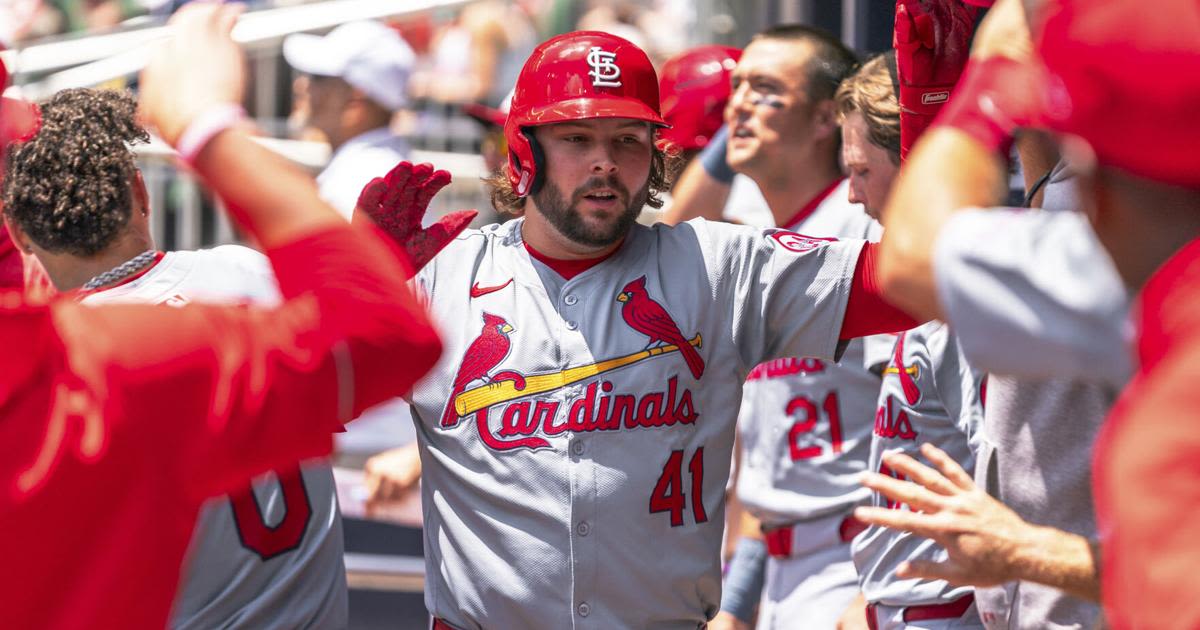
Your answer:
[533,173,649,247]
[528,119,656,248]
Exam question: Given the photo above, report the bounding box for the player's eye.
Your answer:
[752,80,781,94]
[563,135,588,143]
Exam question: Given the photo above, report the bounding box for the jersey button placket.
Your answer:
[576,521,590,536]
[577,602,591,617]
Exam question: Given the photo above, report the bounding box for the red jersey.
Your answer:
[1095,236,1200,630]
[0,225,441,628]
[0,225,23,289]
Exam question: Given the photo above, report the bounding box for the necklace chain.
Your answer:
[82,249,158,290]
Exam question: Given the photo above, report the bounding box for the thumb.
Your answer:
[405,209,478,271]
[428,209,478,242]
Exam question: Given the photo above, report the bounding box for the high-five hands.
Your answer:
[355,161,478,273]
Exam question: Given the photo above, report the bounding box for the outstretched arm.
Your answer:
[854,443,1101,601]
[126,3,443,501]
[877,0,1039,320]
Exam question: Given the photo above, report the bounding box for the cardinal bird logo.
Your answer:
[441,313,517,427]
[882,331,921,405]
[617,276,705,380]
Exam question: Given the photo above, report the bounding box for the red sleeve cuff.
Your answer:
[840,242,922,339]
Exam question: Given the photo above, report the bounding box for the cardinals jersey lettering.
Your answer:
[852,321,986,607]
[81,245,347,630]
[737,180,891,526]
[410,217,865,629]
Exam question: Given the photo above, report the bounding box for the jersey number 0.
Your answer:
[229,466,313,560]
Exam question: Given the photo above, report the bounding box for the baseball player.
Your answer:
[3,87,348,629]
[703,27,888,630]
[810,47,989,630]
[859,0,1200,627]
[364,44,749,509]
[0,5,448,628]
[845,7,989,629]
[853,321,986,630]
[857,1,1110,626]
[371,30,919,630]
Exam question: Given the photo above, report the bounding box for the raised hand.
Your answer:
[139,2,247,147]
[355,161,477,273]
[894,0,980,158]
[855,442,1032,587]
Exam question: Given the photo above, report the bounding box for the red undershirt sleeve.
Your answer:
[840,242,923,340]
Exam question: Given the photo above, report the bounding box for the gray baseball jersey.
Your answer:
[81,245,348,630]
[934,164,1115,629]
[737,179,890,526]
[852,321,985,608]
[410,217,866,629]
[933,206,1130,388]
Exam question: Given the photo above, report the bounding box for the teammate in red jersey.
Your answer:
[0,5,452,628]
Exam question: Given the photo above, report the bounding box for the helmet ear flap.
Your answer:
[522,128,546,197]
[505,126,547,198]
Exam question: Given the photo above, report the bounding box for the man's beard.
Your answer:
[533,174,649,248]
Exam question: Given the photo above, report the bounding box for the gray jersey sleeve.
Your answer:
[933,208,1131,386]
[692,219,864,370]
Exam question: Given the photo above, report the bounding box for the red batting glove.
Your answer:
[894,0,979,160]
[355,161,478,273]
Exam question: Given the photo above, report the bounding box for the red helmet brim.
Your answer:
[519,96,668,128]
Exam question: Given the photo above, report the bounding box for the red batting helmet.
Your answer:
[657,45,741,151]
[504,31,667,197]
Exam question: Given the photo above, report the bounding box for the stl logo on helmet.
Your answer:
[587,46,622,88]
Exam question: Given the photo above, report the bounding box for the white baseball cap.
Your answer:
[283,21,415,111]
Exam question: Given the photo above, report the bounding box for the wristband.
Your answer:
[720,537,767,622]
[698,125,736,184]
[933,57,1041,157]
[176,103,248,166]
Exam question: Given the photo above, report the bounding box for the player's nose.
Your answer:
[726,82,753,122]
[589,144,619,175]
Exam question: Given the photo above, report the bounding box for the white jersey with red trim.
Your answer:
[851,320,985,609]
[81,245,348,630]
[735,179,891,527]
[410,216,866,629]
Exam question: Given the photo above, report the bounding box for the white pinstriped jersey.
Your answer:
[736,179,891,526]
[852,320,985,607]
[410,217,866,629]
[81,245,347,630]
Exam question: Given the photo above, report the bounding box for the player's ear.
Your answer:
[812,99,840,142]
[131,170,151,219]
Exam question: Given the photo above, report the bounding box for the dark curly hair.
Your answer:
[4,88,149,256]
